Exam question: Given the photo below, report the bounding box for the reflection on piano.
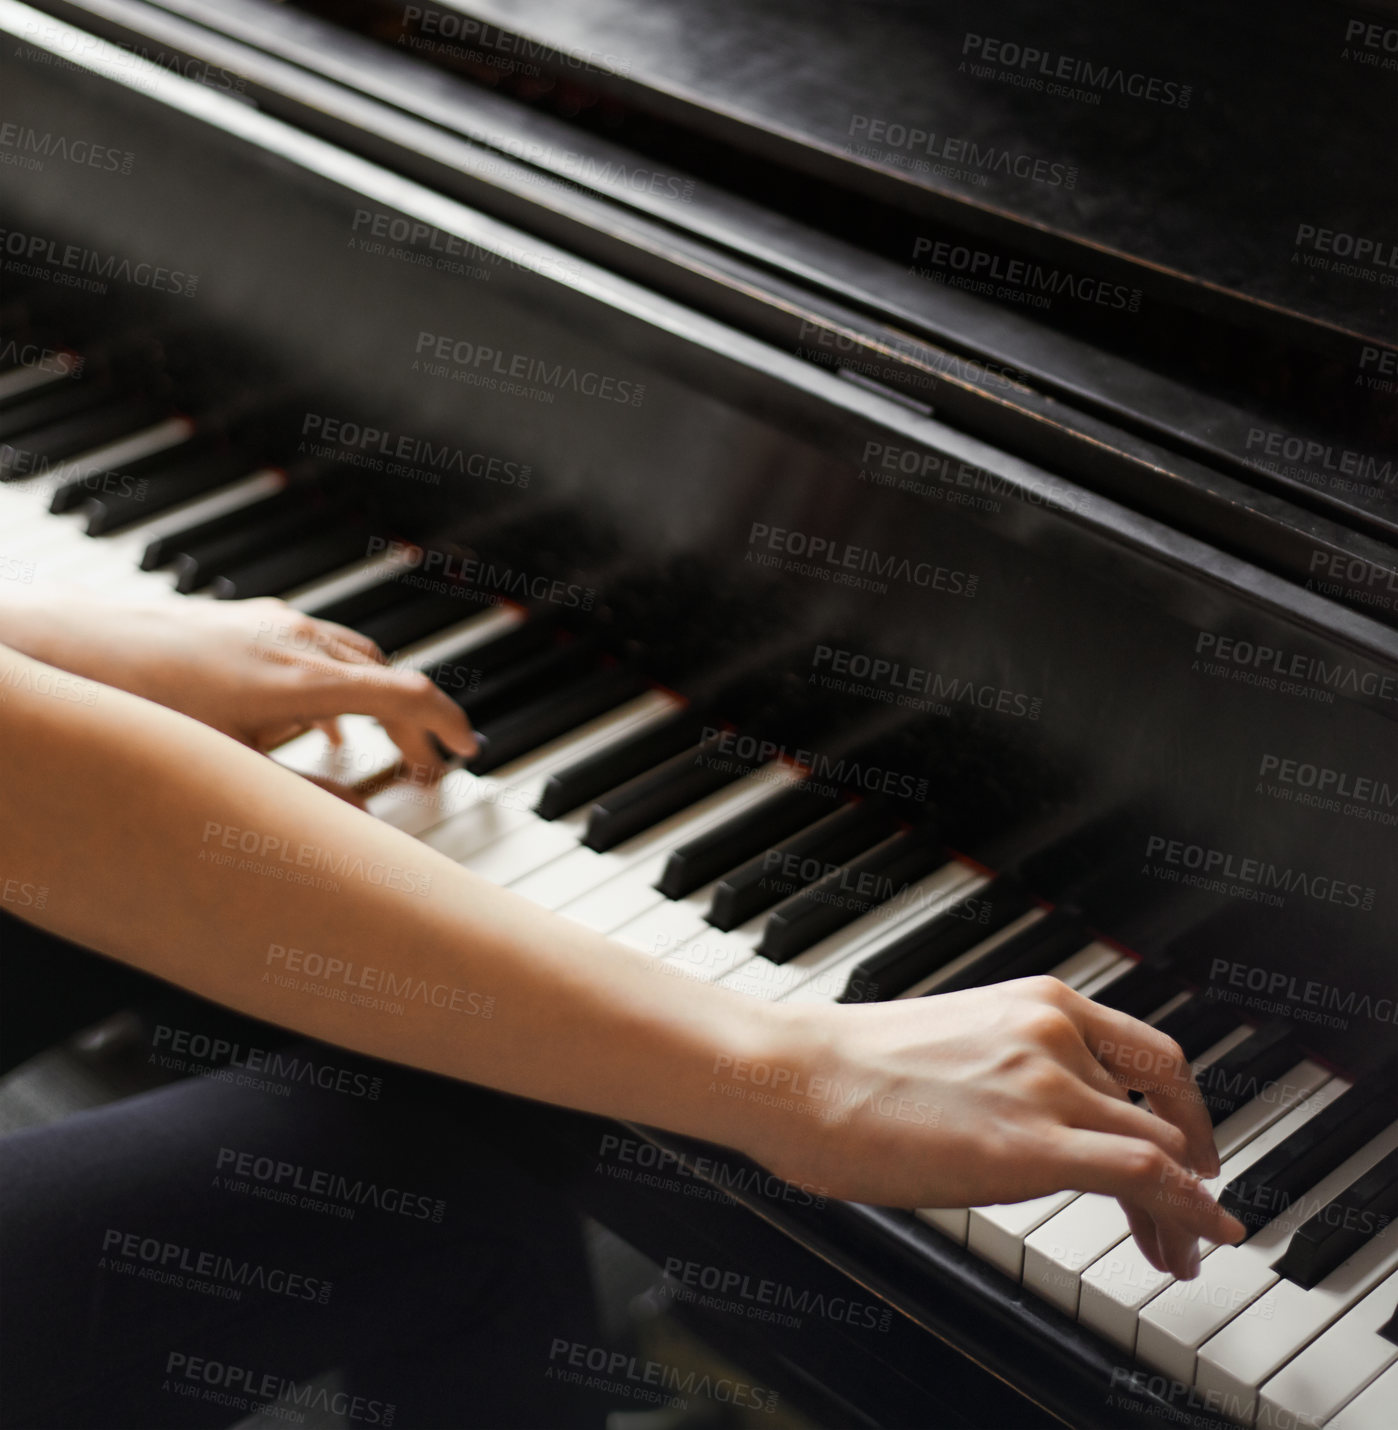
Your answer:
[2,0,1395,1425]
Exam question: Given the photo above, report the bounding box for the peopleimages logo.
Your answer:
[1143,835,1377,913]
[960,34,1191,107]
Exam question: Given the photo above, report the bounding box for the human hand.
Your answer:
[738,977,1245,1279]
[0,590,476,776]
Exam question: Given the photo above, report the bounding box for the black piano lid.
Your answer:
[42,0,1398,620]
[331,0,1394,339]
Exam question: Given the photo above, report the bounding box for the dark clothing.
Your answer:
[0,912,603,1430]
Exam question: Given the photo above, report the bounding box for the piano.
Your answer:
[2,0,1395,1425]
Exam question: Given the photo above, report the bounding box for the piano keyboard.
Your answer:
[2,338,1395,1430]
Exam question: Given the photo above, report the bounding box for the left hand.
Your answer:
[0,591,476,775]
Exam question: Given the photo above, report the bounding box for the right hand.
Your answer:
[741,976,1245,1280]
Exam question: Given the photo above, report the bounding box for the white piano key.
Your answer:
[1024,1062,1337,1316]
[1324,1361,1398,1430]
[917,1206,971,1242]
[459,812,585,884]
[1195,1217,1398,1422]
[371,689,678,836]
[969,1018,1253,1283]
[1255,1271,1398,1430]
[514,764,797,924]
[1128,1072,1354,1381]
[657,925,758,984]
[1085,1108,1398,1357]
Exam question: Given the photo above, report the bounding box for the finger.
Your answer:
[271,661,477,761]
[1121,1200,1167,1275]
[1047,1128,1246,1247]
[1069,1085,1190,1169]
[313,717,343,748]
[1151,1207,1204,1282]
[345,667,477,762]
[310,619,384,662]
[1066,994,1221,1178]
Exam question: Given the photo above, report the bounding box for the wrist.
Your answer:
[686,995,837,1177]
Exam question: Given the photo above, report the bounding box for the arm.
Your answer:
[0,639,1244,1278]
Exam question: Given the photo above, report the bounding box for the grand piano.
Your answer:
[2,1,1396,1425]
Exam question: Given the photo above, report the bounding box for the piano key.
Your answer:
[839,872,1037,1003]
[1085,1105,1398,1358]
[81,445,261,534]
[656,784,840,900]
[517,764,800,925]
[0,377,125,443]
[1024,1062,1339,1315]
[361,590,494,656]
[1321,1359,1398,1430]
[534,706,705,820]
[1148,998,1246,1063]
[281,545,418,612]
[48,422,206,514]
[1194,1213,1398,1420]
[582,731,760,853]
[1273,1148,1398,1289]
[171,500,341,593]
[895,908,1048,1000]
[926,907,1096,997]
[1220,1063,1398,1234]
[755,825,948,964]
[1,397,170,481]
[722,863,980,1003]
[708,799,898,931]
[141,480,303,569]
[469,667,649,774]
[1090,959,1181,1019]
[459,634,602,723]
[209,519,371,599]
[0,349,81,404]
[1253,1273,1398,1430]
[1196,1022,1302,1127]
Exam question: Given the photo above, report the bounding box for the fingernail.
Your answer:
[1224,1213,1247,1243]
[1185,1241,1201,1279]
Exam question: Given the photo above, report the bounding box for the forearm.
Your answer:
[0,643,783,1155]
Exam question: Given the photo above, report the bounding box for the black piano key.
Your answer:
[0,378,119,441]
[1220,1063,1398,1233]
[142,484,298,570]
[211,521,371,599]
[584,730,759,854]
[83,447,263,534]
[172,503,334,593]
[1090,960,1179,1019]
[460,636,601,724]
[757,825,947,964]
[535,709,706,821]
[1381,1303,1398,1347]
[52,433,194,512]
[926,907,1092,996]
[1149,998,1244,1063]
[839,873,1037,1003]
[1273,1149,1398,1287]
[708,800,896,931]
[1196,1022,1301,1126]
[357,591,483,654]
[468,668,648,774]
[307,572,420,628]
[419,611,561,679]
[0,398,169,480]
[656,785,841,900]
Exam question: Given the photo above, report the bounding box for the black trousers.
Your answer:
[0,913,605,1430]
